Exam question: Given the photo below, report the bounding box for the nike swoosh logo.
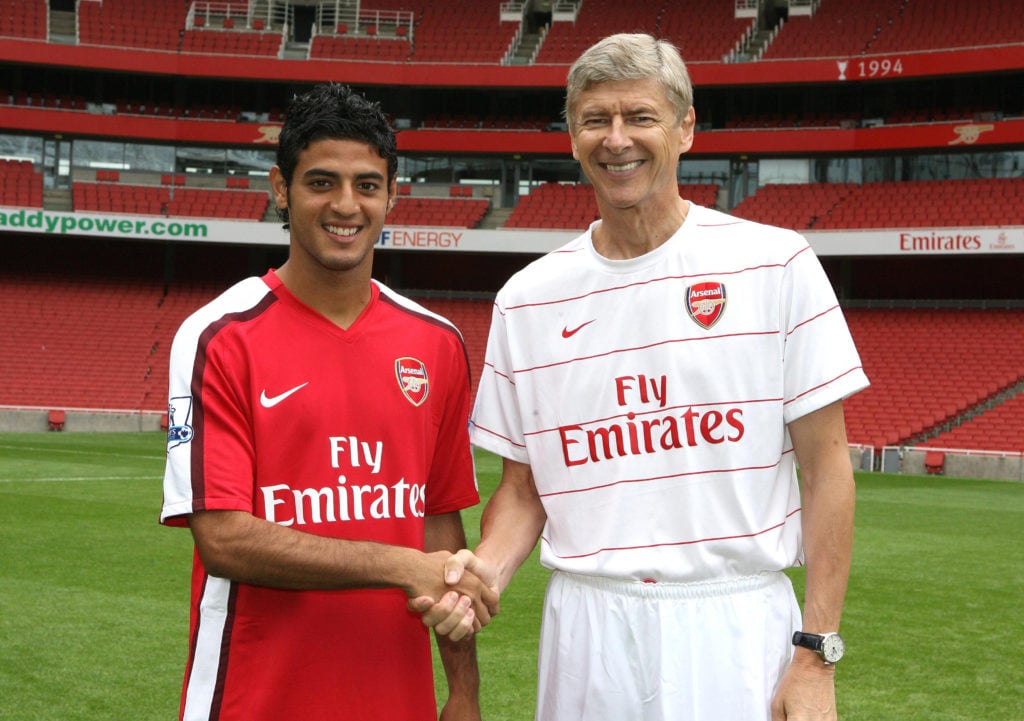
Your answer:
[260,382,309,408]
[561,320,595,338]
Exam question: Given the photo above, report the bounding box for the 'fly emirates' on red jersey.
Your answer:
[161,271,478,721]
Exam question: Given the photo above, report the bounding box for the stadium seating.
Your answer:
[1,0,1021,460]
[0,272,493,412]
[729,182,853,231]
[731,179,1024,230]
[5,273,1020,454]
[388,196,490,228]
[0,0,48,41]
[505,182,720,230]
[816,179,1024,230]
[78,0,185,52]
[863,0,1023,54]
[413,297,493,400]
[72,181,269,220]
[842,308,1024,450]
[0,275,182,411]
[535,0,752,64]
[761,0,892,60]
[0,159,44,208]
[762,0,1021,59]
[923,393,1024,453]
[408,0,518,64]
[310,35,410,62]
[180,29,283,57]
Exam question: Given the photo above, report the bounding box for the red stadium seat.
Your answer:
[924,451,945,475]
[48,410,66,431]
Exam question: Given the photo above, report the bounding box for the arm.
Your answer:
[474,457,547,593]
[426,512,481,721]
[187,510,495,630]
[771,400,856,721]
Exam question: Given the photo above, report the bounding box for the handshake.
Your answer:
[407,549,499,642]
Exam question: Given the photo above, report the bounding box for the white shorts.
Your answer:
[535,571,801,721]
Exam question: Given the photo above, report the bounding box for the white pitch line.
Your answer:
[0,444,165,461]
[0,475,163,483]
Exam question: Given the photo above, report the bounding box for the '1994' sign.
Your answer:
[837,57,904,80]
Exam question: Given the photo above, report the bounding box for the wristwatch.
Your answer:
[792,631,845,664]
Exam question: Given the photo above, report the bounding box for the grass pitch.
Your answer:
[0,432,1021,720]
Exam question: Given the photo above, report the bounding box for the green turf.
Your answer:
[1,433,1021,720]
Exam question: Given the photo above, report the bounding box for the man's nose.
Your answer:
[603,117,632,153]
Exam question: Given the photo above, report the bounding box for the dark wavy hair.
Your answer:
[275,83,398,226]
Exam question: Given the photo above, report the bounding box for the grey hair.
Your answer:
[564,33,693,129]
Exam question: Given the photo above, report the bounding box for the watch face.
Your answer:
[821,634,845,663]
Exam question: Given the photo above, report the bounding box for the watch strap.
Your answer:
[792,631,824,651]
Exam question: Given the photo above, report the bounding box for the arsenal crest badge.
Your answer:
[685,282,727,329]
[395,357,429,406]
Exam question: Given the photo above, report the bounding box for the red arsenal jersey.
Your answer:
[161,271,478,721]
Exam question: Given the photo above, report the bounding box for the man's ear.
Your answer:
[269,165,288,209]
[387,178,398,211]
[678,106,696,155]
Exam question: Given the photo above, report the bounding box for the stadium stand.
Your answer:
[0,0,47,41]
[1,0,1022,466]
[924,392,1024,452]
[310,34,410,62]
[732,179,1024,230]
[761,0,897,59]
[843,309,1024,450]
[180,28,283,57]
[71,181,269,220]
[536,0,753,64]
[0,274,184,411]
[409,297,492,400]
[506,182,721,230]
[77,0,185,52]
[762,0,1022,59]
[388,196,490,228]
[0,270,493,412]
[410,3,518,64]
[862,0,1023,54]
[0,159,44,208]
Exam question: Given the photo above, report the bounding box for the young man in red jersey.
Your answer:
[161,83,496,721]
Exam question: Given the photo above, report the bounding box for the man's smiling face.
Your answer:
[569,77,694,213]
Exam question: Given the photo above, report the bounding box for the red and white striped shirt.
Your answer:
[470,204,868,583]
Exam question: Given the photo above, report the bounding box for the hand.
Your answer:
[444,548,500,600]
[410,550,501,636]
[408,549,501,640]
[770,651,838,720]
[406,551,499,641]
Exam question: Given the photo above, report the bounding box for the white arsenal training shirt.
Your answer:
[470,204,868,583]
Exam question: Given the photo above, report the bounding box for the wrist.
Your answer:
[791,646,837,673]
[792,630,845,665]
[471,543,511,593]
[390,545,430,597]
